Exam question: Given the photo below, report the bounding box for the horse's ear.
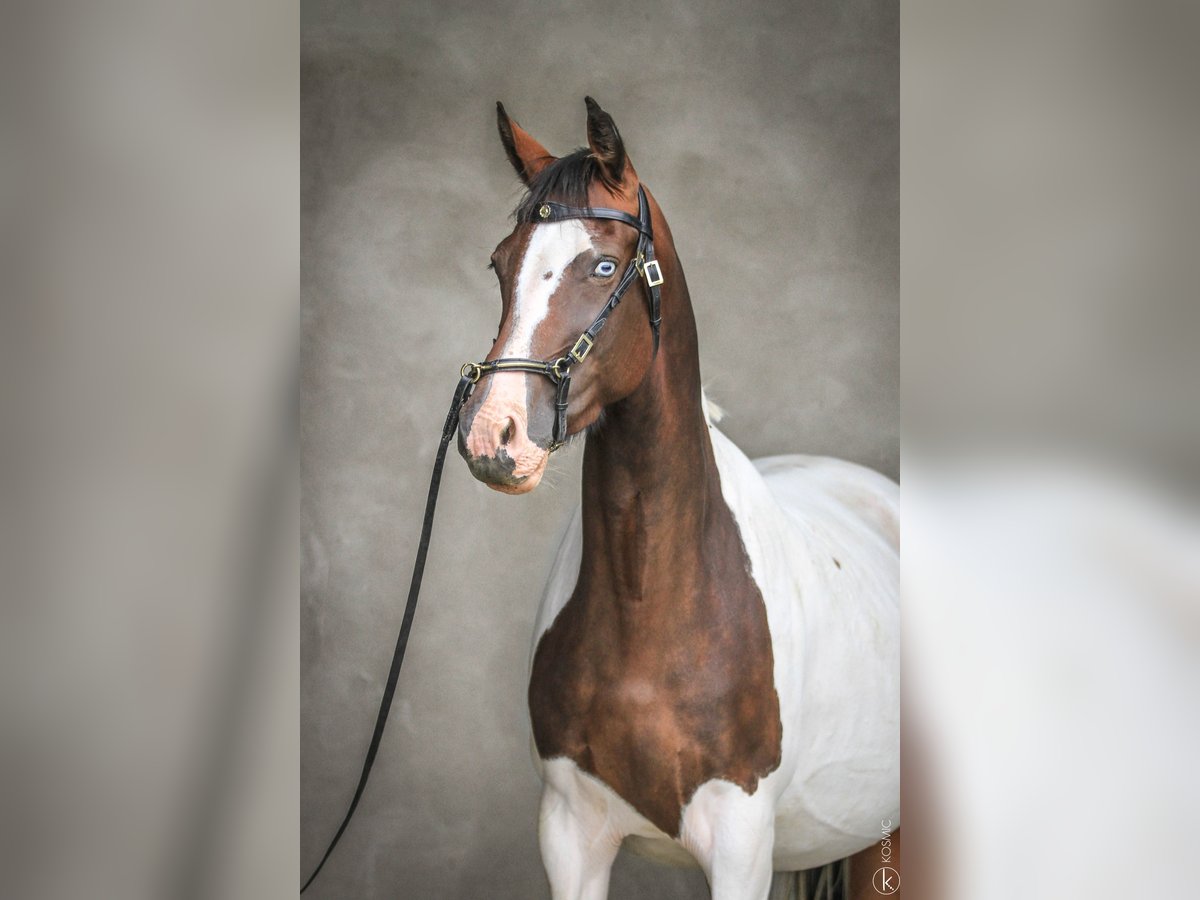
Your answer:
[584,96,628,187]
[496,102,555,186]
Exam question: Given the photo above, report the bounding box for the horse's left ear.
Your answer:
[585,97,631,188]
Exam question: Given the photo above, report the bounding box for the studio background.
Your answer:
[302,1,897,896]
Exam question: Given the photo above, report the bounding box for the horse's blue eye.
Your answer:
[593,260,617,277]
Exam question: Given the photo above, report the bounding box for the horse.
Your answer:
[455,97,900,900]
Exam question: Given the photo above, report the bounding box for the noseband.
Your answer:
[459,184,664,451]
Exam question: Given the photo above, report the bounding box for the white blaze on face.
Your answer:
[466,220,594,469]
[506,220,594,357]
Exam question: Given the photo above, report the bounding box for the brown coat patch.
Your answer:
[527,191,782,837]
[528,492,783,836]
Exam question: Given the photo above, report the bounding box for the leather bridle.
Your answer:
[459,184,664,450]
[301,184,665,893]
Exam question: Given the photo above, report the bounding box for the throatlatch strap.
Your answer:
[301,375,474,894]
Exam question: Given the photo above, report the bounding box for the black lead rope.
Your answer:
[301,375,473,894]
[303,187,663,894]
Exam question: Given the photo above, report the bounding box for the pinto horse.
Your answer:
[457,98,899,900]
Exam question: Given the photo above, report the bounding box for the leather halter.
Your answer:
[459,185,664,451]
[301,185,664,894]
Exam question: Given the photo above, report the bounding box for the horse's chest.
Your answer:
[528,581,783,837]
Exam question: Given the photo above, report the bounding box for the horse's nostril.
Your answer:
[499,419,513,446]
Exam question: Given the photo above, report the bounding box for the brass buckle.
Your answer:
[642,258,664,288]
[570,333,594,363]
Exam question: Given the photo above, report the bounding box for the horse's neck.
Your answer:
[577,239,721,608]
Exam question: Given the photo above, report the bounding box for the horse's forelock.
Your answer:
[513,148,618,222]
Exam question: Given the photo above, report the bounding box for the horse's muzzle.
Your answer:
[458,434,518,481]
[456,429,547,494]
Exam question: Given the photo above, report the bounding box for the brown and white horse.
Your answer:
[457,98,899,900]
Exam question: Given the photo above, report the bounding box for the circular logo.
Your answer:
[538,204,551,219]
[873,866,900,894]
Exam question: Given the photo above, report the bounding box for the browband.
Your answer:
[522,201,649,237]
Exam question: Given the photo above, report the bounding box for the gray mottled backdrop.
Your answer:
[301,0,897,896]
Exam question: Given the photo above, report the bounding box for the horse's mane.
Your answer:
[513,148,617,222]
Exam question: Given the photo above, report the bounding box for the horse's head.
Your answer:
[457,98,661,494]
